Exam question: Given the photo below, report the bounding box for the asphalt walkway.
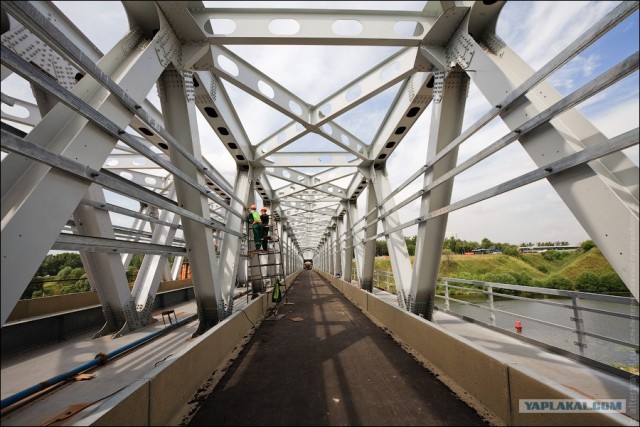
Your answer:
[186,270,488,426]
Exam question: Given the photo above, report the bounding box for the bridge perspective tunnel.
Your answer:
[1,0,638,425]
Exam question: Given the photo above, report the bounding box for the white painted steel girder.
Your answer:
[372,166,413,303]
[328,222,335,274]
[128,189,181,332]
[197,45,311,124]
[359,184,379,291]
[266,167,312,187]
[254,168,275,203]
[72,184,135,333]
[1,23,165,326]
[258,121,368,162]
[263,152,359,168]
[346,171,369,202]
[214,166,252,309]
[105,169,167,191]
[367,71,435,168]
[335,215,344,277]
[0,13,82,91]
[0,97,41,127]
[418,2,473,70]
[310,47,429,127]
[273,181,348,201]
[460,13,639,300]
[252,48,425,163]
[189,7,437,46]
[158,68,223,331]
[253,122,310,162]
[410,71,468,317]
[103,154,165,170]
[121,203,156,268]
[193,70,254,163]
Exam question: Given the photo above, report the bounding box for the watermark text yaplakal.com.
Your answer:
[519,399,626,413]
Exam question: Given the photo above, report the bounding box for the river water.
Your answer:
[436,295,639,368]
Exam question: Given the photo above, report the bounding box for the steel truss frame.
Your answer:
[1,1,637,338]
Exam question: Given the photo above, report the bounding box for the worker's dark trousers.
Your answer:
[252,223,263,250]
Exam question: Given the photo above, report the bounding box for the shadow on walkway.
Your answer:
[187,271,488,426]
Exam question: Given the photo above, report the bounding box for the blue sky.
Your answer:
[2,1,638,247]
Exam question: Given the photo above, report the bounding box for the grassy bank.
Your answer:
[367,248,627,295]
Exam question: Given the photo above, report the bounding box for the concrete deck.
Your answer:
[0,271,637,426]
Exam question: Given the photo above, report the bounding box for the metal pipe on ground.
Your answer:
[0,313,197,412]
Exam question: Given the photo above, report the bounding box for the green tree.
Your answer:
[581,240,596,252]
[545,274,573,290]
[599,272,628,294]
[480,237,493,248]
[442,249,454,266]
[481,272,517,284]
[56,266,74,280]
[21,280,45,299]
[126,265,139,284]
[376,239,389,256]
[405,235,416,256]
[511,271,533,286]
[130,254,144,269]
[541,250,562,261]
[575,271,600,293]
[36,253,83,277]
[500,245,520,257]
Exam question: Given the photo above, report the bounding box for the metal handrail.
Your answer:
[366,269,639,357]
[435,277,639,355]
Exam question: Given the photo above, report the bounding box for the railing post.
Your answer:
[444,279,450,311]
[487,285,496,326]
[386,271,390,292]
[571,294,587,354]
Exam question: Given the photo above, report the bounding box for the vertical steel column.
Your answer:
[158,69,222,335]
[372,166,412,305]
[410,71,468,319]
[121,203,154,268]
[125,188,180,335]
[171,256,184,281]
[214,166,251,313]
[328,226,335,275]
[361,182,378,292]
[343,201,355,283]
[335,215,343,278]
[348,201,364,284]
[73,184,134,335]
[281,225,288,276]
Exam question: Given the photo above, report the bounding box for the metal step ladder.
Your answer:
[244,215,286,303]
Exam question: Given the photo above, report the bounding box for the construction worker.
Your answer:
[260,207,270,250]
[247,204,263,251]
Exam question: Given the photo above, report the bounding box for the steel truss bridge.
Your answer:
[1,0,638,342]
